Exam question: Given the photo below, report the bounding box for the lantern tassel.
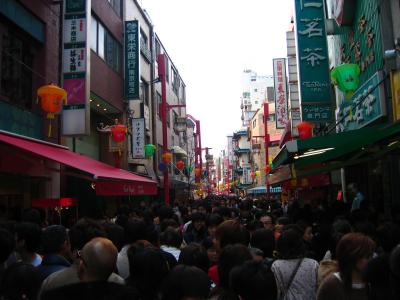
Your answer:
[48,120,52,137]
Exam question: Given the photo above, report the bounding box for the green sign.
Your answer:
[65,0,85,13]
[294,0,332,122]
[336,71,386,132]
[124,20,140,100]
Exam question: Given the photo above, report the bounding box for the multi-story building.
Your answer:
[232,128,252,192]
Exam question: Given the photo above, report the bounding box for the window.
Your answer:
[167,108,171,128]
[181,85,186,104]
[156,92,161,119]
[107,0,121,17]
[172,67,179,95]
[1,30,34,109]
[140,79,149,106]
[165,58,169,83]
[91,15,121,73]
[155,40,161,58]
[255,101,258,104]
[268,114,276,121]
[267,87,274,102]
[254,88,258,92]
[252,119,257,128]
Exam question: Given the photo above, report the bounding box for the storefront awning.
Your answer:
[171,145,187,156]
[270,122,400,183]
[0,131,157,196]
[247,185,282,194]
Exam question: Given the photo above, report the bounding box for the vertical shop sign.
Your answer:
[124,20,140,100]
[131,118,145,158]
[62,0,90,135]
[294,0,332,122]
[273,58,289,128]
[391,71,400,122]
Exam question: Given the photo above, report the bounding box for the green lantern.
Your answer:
[144,144,156,158]
[331,64,361,99]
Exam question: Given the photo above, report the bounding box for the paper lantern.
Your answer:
[176,160,184,170]
[331,64,360,98]
[111,124,127,143]
[264,165,270,173]
[194,168,202,177]
[158,163,167,172]
[250,171,255,178]
[162,152,172,164]
[37,83,67,137]
[144,144,156,158]
[255,170,261,177]
[296,122,314,139]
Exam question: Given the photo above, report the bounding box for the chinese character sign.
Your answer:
[273,58,288,129]
[63,46,86,73]
[131,118,145,158]
[336,71,386,132]
[125,21,140,100]
[294,0,332,122]
[64,16,86,43]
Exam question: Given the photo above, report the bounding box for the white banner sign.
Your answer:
[64,18,86,43]
[63,47,86,73]
[131,118,145,159]
[273,58,289,128]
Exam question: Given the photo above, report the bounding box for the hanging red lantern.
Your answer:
[194,168,202,177]
[250,171,255,178]
[176,160,184,170]
[37,83,67,137]
[111,124,127,143]
[296,122,314,139]
[264,165,270,173]
[162,152,172,164]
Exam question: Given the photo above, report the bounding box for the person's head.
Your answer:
[178,242,210,273]
[15,222,42,255]
[215,220,250,251]
[206,213,223,238]
[68,218,107,253]
[0,227,14,264]
[160,227,183,249]
[191,212,206,231]
[259,214,274,231]
[103,223,125,252]
[1,262,41,300]
[77,237,118,282]
[250,228,275,258]
[336,233,375,289]
[124,218,147,245]
[218,243,252,288]
[230,260,277,300]
[347,182,359,196]
[296,220,313,242]
[376,222,400,253]
[161,265,210,300]
[21,208,42,227]
[276,227,305,259]
[160,218,179,232]
[330,219,352,258]
[42,225,70,257]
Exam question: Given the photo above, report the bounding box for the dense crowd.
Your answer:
[0,195,400,300]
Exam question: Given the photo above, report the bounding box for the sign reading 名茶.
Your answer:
[131,118,145,159]
[125,20,140,100]
[336,71,386,132]
[273,58,288,129]
[294,0,332,122]
[62,0,90,136]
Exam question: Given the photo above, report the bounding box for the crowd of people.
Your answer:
[0,195,400,300]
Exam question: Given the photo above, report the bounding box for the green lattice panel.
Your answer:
[339,0,383,85]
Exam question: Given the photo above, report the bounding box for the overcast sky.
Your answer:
[140,0,293,156]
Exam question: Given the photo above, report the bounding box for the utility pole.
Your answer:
[263,102,270,200]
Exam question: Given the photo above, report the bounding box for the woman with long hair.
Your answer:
[317,232,375,300]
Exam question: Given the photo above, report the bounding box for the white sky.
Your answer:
[140,0,293,156]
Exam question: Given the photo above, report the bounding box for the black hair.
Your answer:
[21,208,42,226]
[160,227,182,249]
[230,260,277,300]
[103,223,125,252]
[250,228,275,258]
[15,222,42,253]
[191,212,206,223]
[124,218,147,245]
[161,265,210,300]
[42,225,68,255]
[160,218,179,232]
[215,220,250,249]
[68,218,106,251]
[178,242,210,273]
[0,228,14,263]
[276,228,306,259]
[206,213,223,227]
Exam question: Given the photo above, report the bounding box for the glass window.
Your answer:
[98,23,105,59]
[140,79,149,106]
[90,16,97,51]
[156,92,162,119]
[107,0,121,17]
[165,58,169,83]
[268,114,276,121]
[155,40,161,58]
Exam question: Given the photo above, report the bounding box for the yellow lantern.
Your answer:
[37,83,67,137]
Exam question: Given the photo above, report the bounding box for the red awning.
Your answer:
[0,131,157,196]
[270,134,282,143]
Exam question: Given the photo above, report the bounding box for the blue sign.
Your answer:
[336,71,386,132]
[294,0,332,122]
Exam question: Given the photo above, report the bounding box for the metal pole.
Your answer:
[197,120,202,174]
[158,54,170,206]
[264,103,270,199]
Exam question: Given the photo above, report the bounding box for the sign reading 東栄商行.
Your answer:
[125,20,140,100]
[294,0,332,122]
[336,71,386,132]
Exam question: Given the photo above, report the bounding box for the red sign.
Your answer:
[95,181,158,196]
[32,198,78,208]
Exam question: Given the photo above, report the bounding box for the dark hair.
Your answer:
[206,213,223,227]
[230,260,277,300]
[21,209,42,226]
[250,229,275,258]
[160,227,182,249]
[0,228,14,263]
[218,243,252,288]
[376,222,400,253]
[276,228,305,259]
[178,243,210,273]
[42,225,68,255]
[161,265,210,300]
[15,222,42,253]
[103,223,125,252]
[336,233,375,290]
[160,218,179,232]
[1,262,42,300]
[124,218,147,245]
[68,218,106,251]
[191,212,206,223]
[330,219,352,258]
[215,220,250,249]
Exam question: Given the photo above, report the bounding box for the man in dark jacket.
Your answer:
[36,225,71,281]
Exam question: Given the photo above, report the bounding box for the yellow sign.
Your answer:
[391,71,400,122]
